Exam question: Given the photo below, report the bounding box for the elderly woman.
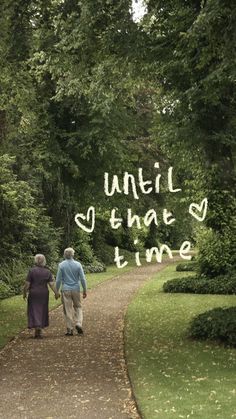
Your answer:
[23,254,59,339]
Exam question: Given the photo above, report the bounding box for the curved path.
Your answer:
[0,261,175,418]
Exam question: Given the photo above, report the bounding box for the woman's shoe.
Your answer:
[34,328,43,339]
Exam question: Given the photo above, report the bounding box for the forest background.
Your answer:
[0,0,235,300]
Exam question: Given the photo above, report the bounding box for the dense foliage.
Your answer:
[0,281,14,300]
[141,0,236,275]
[0,0,146,284]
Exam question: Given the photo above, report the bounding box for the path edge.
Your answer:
[122,263,170,419]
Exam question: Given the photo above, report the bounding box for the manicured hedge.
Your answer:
[163,273,236,294]
[189,306,236,346]
[176,261,197,272]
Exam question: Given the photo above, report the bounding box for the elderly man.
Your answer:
[56,247,87,336]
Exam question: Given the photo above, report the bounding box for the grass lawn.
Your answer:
[125,264,236,419]
[0,263,134,350]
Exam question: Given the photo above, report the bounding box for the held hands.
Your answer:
[55,292,60,300]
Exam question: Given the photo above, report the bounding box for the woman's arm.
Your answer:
[23,281,30,300]
[48,281,60,299]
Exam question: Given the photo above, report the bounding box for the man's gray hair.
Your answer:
[34,254,46,267]
[64,247,75,259]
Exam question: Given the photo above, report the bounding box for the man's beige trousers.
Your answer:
[62,290,83,330]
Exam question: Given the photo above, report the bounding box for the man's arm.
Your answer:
[56,266,63,292]
[79,265,87,298]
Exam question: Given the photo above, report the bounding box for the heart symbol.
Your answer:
[189,198,208,222]
[74,206,95,233]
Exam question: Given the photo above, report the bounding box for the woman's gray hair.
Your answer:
[64,247,75,259]
[34,254,46,267]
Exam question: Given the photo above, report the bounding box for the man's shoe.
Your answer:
[76,325,84,335]
[65,329,73,336]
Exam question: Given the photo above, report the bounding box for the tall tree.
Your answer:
[138,0,236,274]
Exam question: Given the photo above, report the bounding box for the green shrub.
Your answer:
[163,276,199,293]
[95,243,138,266]
[33,215,61,265]
[189,306,236,346]
[121,247,138,262]
[0,260,27,297]
[77,241,94,263]
[0,281,14,300]
[83,260,106,273]
[94,243,115,265]
[70,229,94,264]
[176,261,197,272]
[163,272,236,294]
[197,228,235,277]
[8,274,25,294]
[0,155,60,265]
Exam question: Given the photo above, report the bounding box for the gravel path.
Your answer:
[0,261,174,419]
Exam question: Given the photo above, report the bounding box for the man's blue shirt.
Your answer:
[56,259,87,292]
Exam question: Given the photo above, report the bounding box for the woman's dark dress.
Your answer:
[27,266,53,329]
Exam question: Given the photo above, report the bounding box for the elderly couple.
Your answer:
[23,248,87,339]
